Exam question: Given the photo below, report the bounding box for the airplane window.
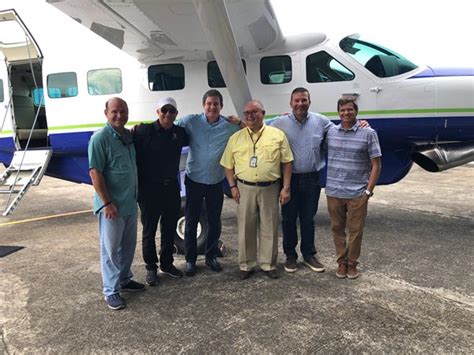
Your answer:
[47,72,78,99]
[87,68,122,95]
[340,36,417,77]
[207,60,247,88]
[306,51,354,83]
[260,56,292,85]
[148,64,184,91]
[0,79,3,102]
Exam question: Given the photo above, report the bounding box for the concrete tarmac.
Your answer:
[0,164,473,353]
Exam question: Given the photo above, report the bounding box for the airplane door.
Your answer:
[0,55,12,137]
[302,49,378,117]
[0,9,47,149]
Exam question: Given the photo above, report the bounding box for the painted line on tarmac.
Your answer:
[0,209,92,227]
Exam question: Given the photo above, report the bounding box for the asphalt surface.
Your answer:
[0,164,473,353]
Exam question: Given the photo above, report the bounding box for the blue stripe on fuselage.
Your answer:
[410,67,474,78]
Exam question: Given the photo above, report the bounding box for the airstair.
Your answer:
[0,149,52,216]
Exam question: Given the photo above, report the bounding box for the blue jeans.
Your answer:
[184,175,223,263]
[281,172,321,260]
[98,211,137,297]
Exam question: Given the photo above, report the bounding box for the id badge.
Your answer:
[249,156,258,168]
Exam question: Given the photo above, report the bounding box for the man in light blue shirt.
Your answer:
[272,87,330,274]
[176,89,241,276]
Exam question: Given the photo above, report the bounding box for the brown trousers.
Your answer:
[326,194,368,265]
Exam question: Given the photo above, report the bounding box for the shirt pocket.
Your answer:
[262,143,280,162]
[312,134,323,154]
[110,151,131,172]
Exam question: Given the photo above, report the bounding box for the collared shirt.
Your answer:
[325,122,382,199]
[271,112,333,173]
[133,120,188,185]
[220,124,294,182]
[176,113,240,184]
[88,123,138,216]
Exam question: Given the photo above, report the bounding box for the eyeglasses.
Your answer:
[243,109,264,117]
[161,106,177,115]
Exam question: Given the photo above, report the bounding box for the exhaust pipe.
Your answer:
[412,141,474,172]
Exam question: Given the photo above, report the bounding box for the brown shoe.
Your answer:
[347,264,359,279]
[284,257,297,273]
[303,256,325,272]
[336,263,348,279]
[264,270,279,279]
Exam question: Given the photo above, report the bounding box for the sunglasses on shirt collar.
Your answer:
[118,130,133,146]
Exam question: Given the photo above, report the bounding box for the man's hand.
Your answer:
[359,120,370,128]
[104,202,118,220]
[279,188,290,205]
[231,186,240,204]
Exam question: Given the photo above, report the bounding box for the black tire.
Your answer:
[174,199,208,255]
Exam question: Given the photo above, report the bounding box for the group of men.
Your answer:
[88,88,381,310]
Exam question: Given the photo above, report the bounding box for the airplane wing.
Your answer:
[48,0,285,112]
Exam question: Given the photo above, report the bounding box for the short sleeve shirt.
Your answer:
[220,124,294,182]
[325,122,382,198]
[88,123,138,216]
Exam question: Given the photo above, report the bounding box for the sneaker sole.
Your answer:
[284,266,297,273]
[303,261,325,273]
[347,273,359,279]
[335,273,347,279]
[159,270,183,278]
[146,280,159,286]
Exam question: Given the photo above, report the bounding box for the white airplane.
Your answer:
[0,0,473,250]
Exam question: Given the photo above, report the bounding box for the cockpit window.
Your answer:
[340,36,417,77]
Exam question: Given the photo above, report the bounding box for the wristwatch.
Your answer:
[365,189,374,197]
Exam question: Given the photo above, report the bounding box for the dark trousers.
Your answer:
[281,172,321,260]
[184,175,223,263]
[138,181,180,271]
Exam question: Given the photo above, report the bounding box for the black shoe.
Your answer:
[146,269,159,286]
[240,270,254,280]
[264,270,279,279]
[205,258,223,272]
[121,280,146,292]
[160,264,183,278]
[185,262,196,277]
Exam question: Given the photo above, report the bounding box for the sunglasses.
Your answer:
[161,106,177,115]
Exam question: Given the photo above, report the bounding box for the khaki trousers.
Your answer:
[326,194,368,265]
[237,183,280,271]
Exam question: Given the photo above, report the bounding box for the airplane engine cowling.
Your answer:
[412,142,474,172]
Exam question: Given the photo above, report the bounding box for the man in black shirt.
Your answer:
[134,97,188,286]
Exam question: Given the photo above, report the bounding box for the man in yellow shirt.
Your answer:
[221,100,293,280]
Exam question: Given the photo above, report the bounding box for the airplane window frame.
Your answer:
[207,60,247,88]
[87,68,122,96]
[46,72,79,99]
[306,51,355,83]
[148,64,185,91]
[260,55,292,85]
[0,79,3,102]
[340,36,417,78]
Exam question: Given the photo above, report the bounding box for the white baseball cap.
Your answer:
[158,97,178,110]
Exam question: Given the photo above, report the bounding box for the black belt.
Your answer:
[293,171,319,178]
[236,178,279,187]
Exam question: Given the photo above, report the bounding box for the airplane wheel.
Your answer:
[174,202,208,255]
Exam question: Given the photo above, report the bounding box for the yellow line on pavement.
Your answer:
[0,209,92,227]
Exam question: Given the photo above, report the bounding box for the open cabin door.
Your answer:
[0,10,52,216]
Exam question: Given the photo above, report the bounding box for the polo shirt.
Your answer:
[325,122,382,199]
[88,123,138,216]
[133,120,188,185]
[220,124,294,182]
[176,113,240,185]
[271,112,333,173]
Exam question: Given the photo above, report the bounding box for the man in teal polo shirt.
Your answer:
[88,97,145,310]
